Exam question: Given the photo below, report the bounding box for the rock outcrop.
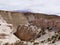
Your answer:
[24,12,60,32]
[15,24,41,41]
[0,15,20,45]
[0,10,60,45]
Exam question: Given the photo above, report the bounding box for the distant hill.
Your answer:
[13,9,31,13]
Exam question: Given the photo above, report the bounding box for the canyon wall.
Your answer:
[0,10,60,31]
[0,10,28,29]
[24,12,60,31]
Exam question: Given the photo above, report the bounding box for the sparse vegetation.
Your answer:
[41,40,45,43]
[47,38,51,42]
[33,42,39,45]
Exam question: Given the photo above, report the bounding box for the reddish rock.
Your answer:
[14,24,39,41]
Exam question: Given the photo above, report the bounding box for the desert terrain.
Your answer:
[0,10,60,45]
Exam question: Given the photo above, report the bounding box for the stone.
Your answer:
[15,24,41,41]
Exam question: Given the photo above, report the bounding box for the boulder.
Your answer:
[15,24,41,41]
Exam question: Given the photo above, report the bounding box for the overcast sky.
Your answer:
[0,0,60,15]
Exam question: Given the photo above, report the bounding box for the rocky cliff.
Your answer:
[0,10,28,30]
[0,10,60,45]
[0,10,60,29]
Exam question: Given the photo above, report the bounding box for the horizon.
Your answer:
[0,0,60,15]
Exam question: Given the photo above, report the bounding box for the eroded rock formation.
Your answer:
[24,12,60,32]
[15,24,41,41]
[0,10,60,43]
[0,15,20,45]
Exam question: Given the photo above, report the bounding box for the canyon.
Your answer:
[0,10,60,45]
